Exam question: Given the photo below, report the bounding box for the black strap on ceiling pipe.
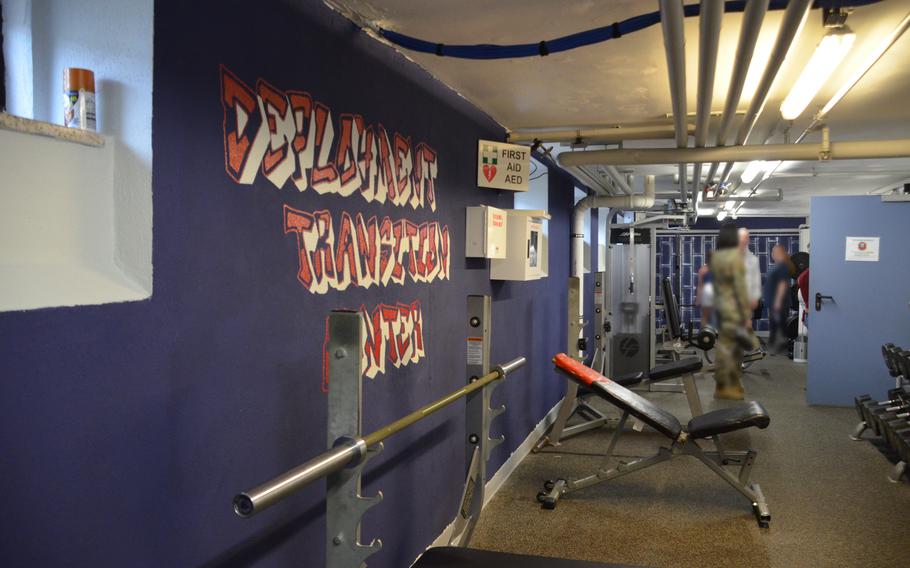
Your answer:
[376,0,883,60]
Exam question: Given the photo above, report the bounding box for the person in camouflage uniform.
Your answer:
[710,224,761,400]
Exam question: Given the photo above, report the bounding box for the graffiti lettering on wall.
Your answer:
[361,301,425,380]
[320,301,426,390]
[284,205,450,294]
[220,65,439,211]
[220,65,448,379]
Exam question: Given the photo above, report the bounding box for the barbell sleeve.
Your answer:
[495,356,527,377]
[233,438,365,518]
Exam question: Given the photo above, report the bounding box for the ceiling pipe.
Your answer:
[731,11,910,218]
[659,0,689,206]
[736,0,813,147]
[508,124,694,144]
[564,164,613,195]
[558,138,910,166]
[692,0,724,195]
[603,165,633,195]
[572,175,656,280]
[716,0,813,184]
[702,189,782,202]
[704,0,768,185]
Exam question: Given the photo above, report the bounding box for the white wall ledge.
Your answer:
[0,112,105,148]
[0,127,151,312]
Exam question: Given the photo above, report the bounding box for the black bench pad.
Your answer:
[414,547,644,567]
[613,371,646,386]
[647,357,702,380]
[686,401,771,439]
[554,354,683,440]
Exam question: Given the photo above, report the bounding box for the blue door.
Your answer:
[807,195,910,406]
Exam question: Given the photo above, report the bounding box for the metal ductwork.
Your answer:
[571,175,656,279]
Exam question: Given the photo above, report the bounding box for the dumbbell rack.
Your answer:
[851,343,910,484]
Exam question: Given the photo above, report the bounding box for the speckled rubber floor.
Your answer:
[469,355,910,568]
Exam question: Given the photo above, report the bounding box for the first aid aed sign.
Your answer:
[477,140,529,192]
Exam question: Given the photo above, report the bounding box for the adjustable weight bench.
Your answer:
[615,356,706,415]
[536,356,706,450]
[538,354,772,527]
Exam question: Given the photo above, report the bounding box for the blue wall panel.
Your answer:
[0,2,576,566]
[807,196,910,406]
[656,230,800,332]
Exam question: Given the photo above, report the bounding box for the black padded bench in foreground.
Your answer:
[413,547,644,567]
[539,354,772,527]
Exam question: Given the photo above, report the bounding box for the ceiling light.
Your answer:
[819,13,910,117]
[724,200,737,211]
[780,29,856,121]
[716,210,728,221]
[741,160,766,184]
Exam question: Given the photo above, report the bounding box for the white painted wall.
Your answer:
[0,129,148,310]
[1,0,34,117]
[31,0,154,291]
[0,0,153,309]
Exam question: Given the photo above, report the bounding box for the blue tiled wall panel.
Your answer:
[656,232,799,332]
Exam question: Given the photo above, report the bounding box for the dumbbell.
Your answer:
[879,410,910,438]
[884,421,910,454]
[858,387,910,419]
[882,344,900,377]
[867,403,910,436]
[882,412,910,442]
[858,397,910,436]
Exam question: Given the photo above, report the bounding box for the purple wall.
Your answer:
[0,2,576,566]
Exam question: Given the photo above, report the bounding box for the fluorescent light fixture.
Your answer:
[820,13,910,117]
[724,200,737,211]
[780,29,856,121]
[716,210,728,221]
[741,160,766,183]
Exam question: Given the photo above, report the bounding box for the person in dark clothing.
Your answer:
[764,244,794,350]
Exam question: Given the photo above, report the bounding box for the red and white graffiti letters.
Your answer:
[220,65,439,211]
[221,65,446,379]
[361,301,425,379]
[283,205,450,294]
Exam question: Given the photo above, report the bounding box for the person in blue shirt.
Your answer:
[764,244,795,351]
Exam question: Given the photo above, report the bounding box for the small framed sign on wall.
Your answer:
[845,236,880,262]
[477,139,529,191]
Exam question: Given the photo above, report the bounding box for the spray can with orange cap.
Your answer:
[63,68,96,131]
